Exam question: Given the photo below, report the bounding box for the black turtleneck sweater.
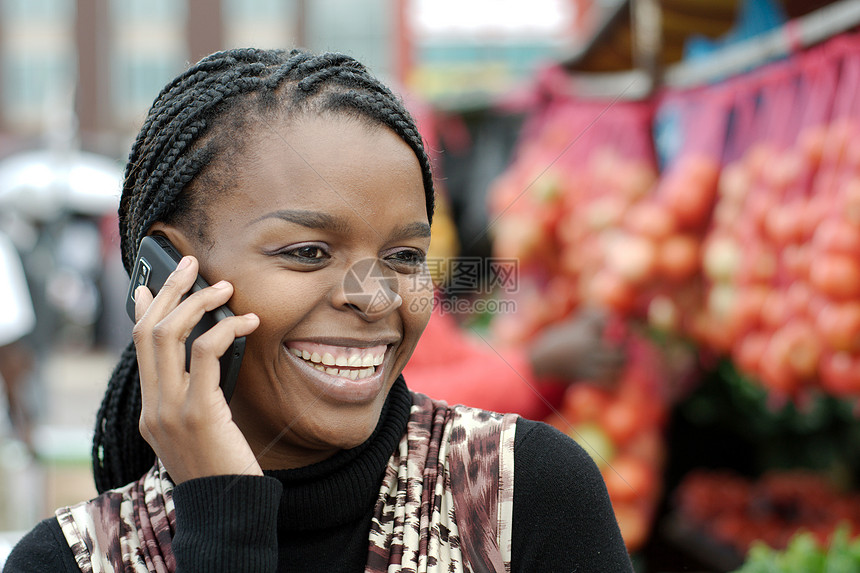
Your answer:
[4,379,633,572]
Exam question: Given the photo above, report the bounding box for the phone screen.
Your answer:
[125,235,245,402]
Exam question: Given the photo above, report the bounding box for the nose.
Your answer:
[338,258,402,321]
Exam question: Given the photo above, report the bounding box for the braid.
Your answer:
[95,47,436,493]
[92,341,150,493]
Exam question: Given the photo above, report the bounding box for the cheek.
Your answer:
[231,273,333,337]
[399,272,434,337]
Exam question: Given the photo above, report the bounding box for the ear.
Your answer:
[147,222,199,259]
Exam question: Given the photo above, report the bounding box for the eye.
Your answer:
[274,243,330,265]
[384,248,426,271]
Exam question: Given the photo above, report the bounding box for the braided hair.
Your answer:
[93,48,436,493]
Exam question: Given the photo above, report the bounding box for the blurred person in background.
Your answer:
[0,229,36,449]
[403,195,627,420]
[405,295,627,420]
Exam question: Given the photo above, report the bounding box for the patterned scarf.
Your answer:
[56,393,517,572]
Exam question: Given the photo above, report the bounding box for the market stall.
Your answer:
[476,1,860,570]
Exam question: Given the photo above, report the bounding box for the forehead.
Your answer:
[210,114,428,229]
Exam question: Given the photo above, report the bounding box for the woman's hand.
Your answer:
[132,255,262,484]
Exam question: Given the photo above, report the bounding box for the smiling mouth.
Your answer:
[286,342,386,381]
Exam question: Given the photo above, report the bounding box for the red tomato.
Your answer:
[584,196,627,232]
[732,331,769,377]
[718,161,751,203]
[586,269,638,314]
[761,289,791,330]
[780,320,822,380]
[660,155,720,230]
[785,281,814,318]
[737,243,779,285]
[816,301,860,353]
[605,233,658,286]
[562,384,612,423]
[843,178,860,226]
[615,161,657,202]
[782,244,812,282]
[625,430,665,467]
[600,400,642,446]
[809,254,860,300]
[702,234,742,282]
[623,202,677,240]
[820,352,860,397]
[812,217,860,256]
[759,334,801,395]
[726,286,769,336]
[656,234,701,282]
[764,201,807,246]
[603,455,657,504]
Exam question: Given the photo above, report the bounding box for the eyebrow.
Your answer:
[249,209,431,240]
[393,221,432,240]
[249,210,350,233]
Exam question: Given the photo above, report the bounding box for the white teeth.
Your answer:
[289,345,386,380]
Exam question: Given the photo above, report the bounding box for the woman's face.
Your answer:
[163,114,433,469]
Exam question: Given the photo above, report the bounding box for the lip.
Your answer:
[282,340,395,403]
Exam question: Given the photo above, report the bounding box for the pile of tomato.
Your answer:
[674,469,860,556]
[490,32,860,401]
[485,31,860,551]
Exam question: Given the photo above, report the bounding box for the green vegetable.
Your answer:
[734,525,860,573]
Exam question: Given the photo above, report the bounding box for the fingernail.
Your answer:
[212,280,230,289]
[177,256,192,270]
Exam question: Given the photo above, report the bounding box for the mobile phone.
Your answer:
[126,235,245,402]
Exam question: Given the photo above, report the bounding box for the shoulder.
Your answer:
[512,417,616,517]
[510,418,633,571]
[3,518,80,573]
[513,417,605,486]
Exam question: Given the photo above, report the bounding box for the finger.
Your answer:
[133,284,154,323]
[140,255,199,325]
[133,256,201,390]
[147,280,236,399]
[135,258,232,403]
[132,284,163,405]
[186,313,259,404]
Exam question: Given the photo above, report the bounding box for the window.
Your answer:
[1,0,73,21]
[111,0,185,22]
[109,0,187,125]
[223,0,298,50]
[0,0,75,130]
[304,0,392,79]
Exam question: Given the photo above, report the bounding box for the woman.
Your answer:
[5,48,632,572]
